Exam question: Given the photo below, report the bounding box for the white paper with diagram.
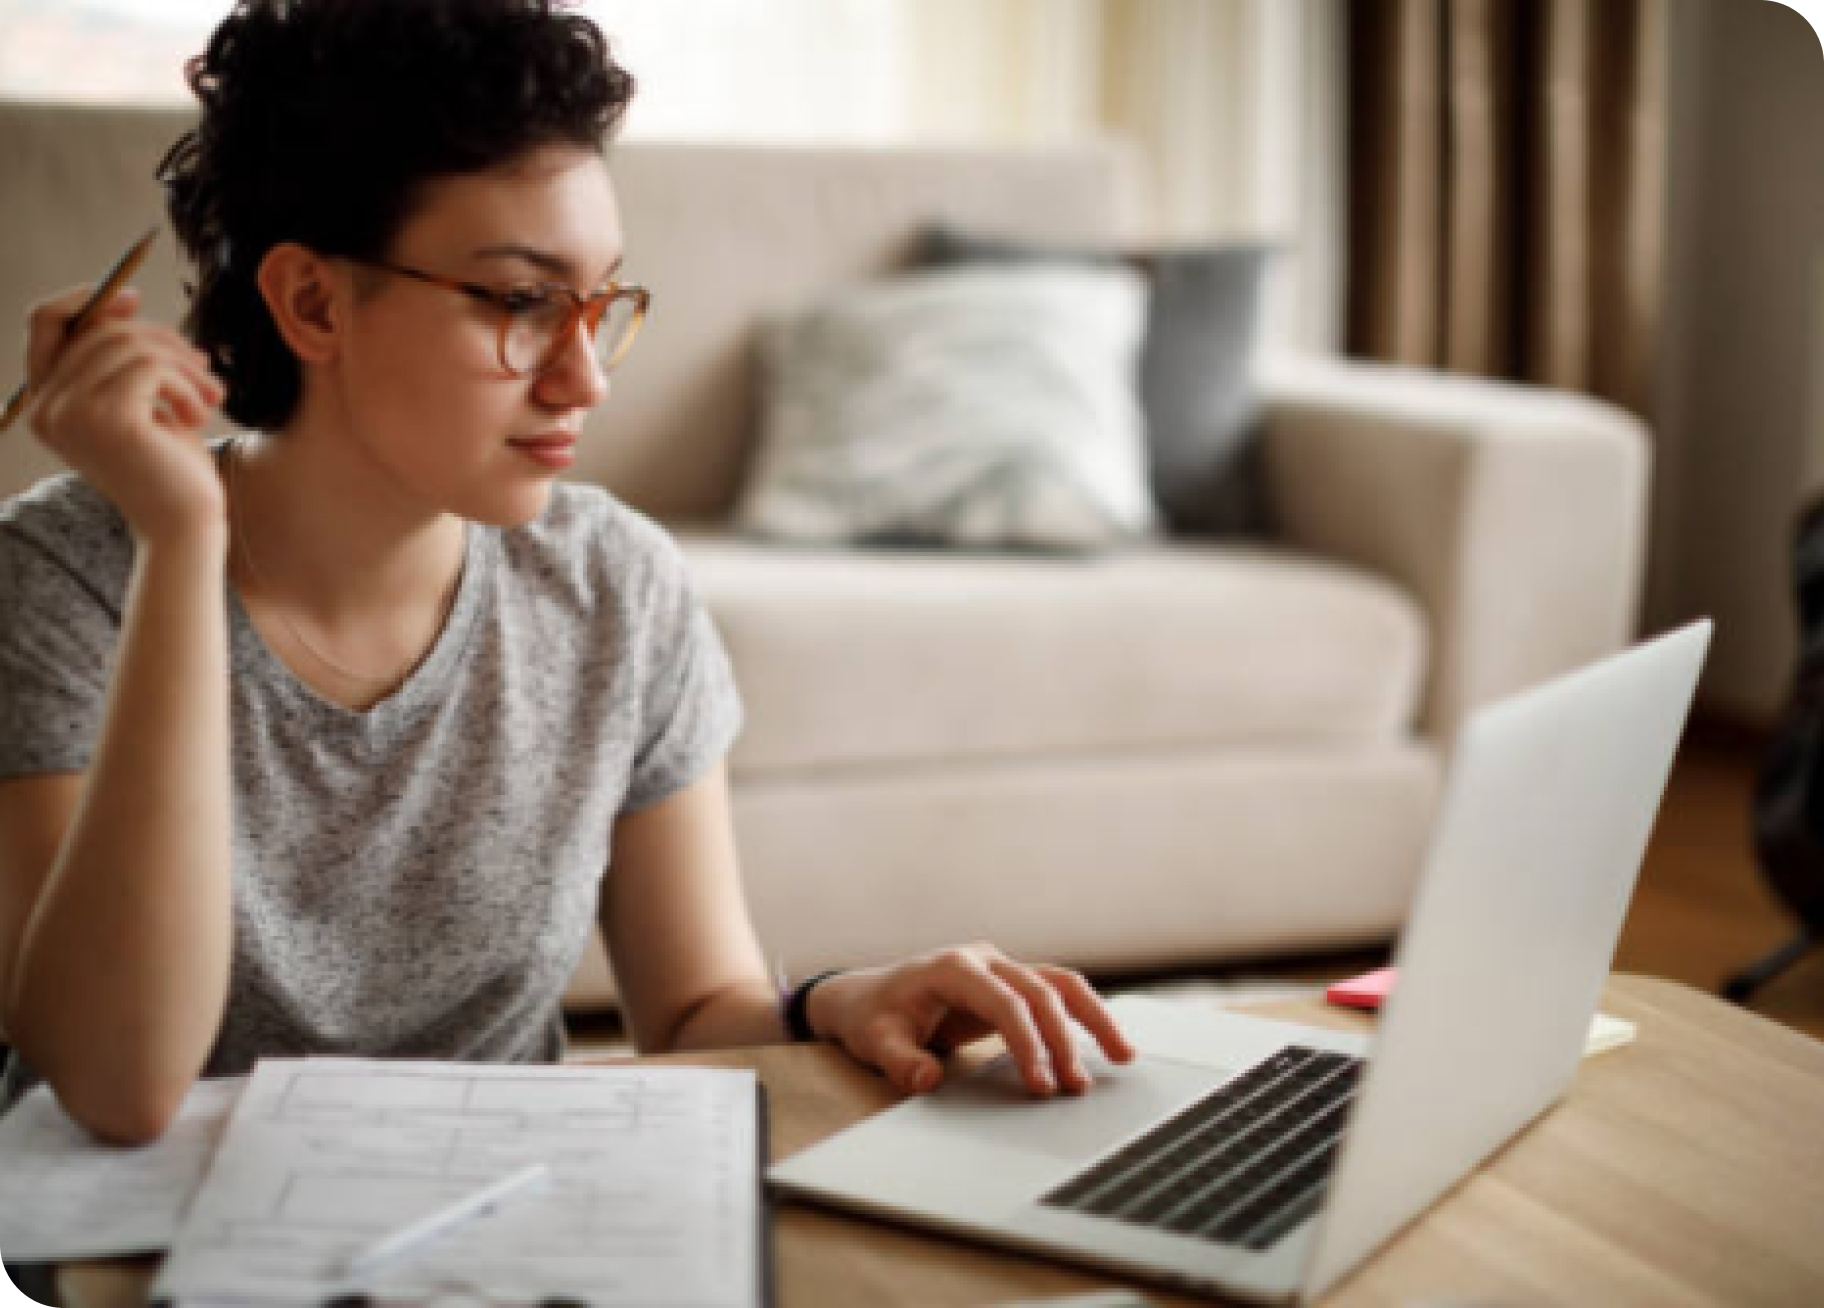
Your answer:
[150,1057,763,1306]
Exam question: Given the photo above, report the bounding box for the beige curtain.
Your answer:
[1346,0,1668,415]
[594,0,1348,353]
[898,0,1350,354]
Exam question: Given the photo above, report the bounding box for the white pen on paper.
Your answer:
[342,1161,552,1280]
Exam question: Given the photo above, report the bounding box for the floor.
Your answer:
[567,723,1824,1054]
[1612,724,1824,1043]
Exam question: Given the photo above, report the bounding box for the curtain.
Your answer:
[590,0,1348,354]
[1345,0,1668,416]
[1088,0,1348,354]
[901,0,1348,352]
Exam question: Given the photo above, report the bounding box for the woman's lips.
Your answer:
[508,434,577,470]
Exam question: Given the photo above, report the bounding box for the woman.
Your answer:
[0,0,1133,1145]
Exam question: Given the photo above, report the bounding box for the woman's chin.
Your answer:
[463,480,557,529]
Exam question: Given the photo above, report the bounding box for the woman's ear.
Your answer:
[255,242,346,365]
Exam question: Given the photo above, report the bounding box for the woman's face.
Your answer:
[331,143,625,528]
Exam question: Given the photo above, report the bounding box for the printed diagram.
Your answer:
[152,1059,758,1306]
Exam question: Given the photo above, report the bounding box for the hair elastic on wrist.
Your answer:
[782,969,843,1043]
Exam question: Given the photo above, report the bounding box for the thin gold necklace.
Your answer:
[226,435,421,688]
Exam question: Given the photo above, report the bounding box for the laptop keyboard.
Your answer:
[1040,1045,1363,1251]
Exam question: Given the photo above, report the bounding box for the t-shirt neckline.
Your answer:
[225,521,489,731]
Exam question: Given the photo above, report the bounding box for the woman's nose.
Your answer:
[534,318,610,410]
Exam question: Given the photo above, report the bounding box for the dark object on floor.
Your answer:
[1728,492,1824,1003]
[2,1258,58,1304]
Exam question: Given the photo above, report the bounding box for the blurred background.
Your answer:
[2,0,1821,1037]
[3,0,1819,729]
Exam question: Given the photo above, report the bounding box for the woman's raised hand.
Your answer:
[22,285,228,545]
[808,942,1138,1098]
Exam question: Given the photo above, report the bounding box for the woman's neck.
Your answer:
[224,428,467,626]
[221,426,469,705]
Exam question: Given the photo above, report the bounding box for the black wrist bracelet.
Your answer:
[783,968,843,1043]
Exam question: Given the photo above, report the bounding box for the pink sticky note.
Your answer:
[1325,966,1398,1010]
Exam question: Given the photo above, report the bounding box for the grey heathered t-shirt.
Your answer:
[0,467,742,1107]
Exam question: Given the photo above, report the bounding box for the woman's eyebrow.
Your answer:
[470,243,625,283]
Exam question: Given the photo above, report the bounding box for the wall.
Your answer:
[1655,0,1824,723]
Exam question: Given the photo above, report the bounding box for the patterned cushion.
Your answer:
[735,264,1156,552]
[918,225,1273,538]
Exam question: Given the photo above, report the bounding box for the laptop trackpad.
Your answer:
[907,1050,1241,1165]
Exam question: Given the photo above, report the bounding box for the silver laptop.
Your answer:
[769,620,1711,1303]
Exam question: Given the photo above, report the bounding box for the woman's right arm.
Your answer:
[0,284,233,1144]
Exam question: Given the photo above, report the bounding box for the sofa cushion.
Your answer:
[676,532,1428,777]
[736,263,1156,552]
[917,226,1273,540]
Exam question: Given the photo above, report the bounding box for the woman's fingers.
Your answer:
[33,321,219,443]
[93,285,142,325]
[49,318,199,390]
[24,285,141,383]
[841,948,1138,1101]
[153,369,218,433]
[923,951,1058,1094]
[1033,964,1138,1066]
[133,326,224,411]
[987,956,1099,1091]
[18,290,228,544]
[36,350,217,458]
[986,958,1139,1093]
[870,1019,943,1095]
[31,305,213,415]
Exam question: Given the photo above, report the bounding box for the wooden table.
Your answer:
[53,974,1824,1307]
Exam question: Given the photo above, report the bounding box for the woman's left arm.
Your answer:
[600,763,778,1056]
[601,763,1136,1096]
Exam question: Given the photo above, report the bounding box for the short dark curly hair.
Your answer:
[157,0,635,431]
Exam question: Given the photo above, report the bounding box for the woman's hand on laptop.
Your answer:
[807,942,1137,1098]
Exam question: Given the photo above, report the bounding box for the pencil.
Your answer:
[341,1161,552,1281]
[0,225,161,434]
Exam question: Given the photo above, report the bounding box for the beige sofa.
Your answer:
[0,104,1649,1011]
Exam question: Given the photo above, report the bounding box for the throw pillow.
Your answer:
[917,225,1272,538]
[736,264,1155,552]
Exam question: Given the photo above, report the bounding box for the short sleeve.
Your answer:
[0,517,121,781]
[622,533,744,813]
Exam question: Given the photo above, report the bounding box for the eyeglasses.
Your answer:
[355,257,650,379]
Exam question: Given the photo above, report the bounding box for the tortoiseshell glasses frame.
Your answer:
[355,257,651,378]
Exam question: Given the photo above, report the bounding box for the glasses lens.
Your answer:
[593,292,645,370]
[502,291,645,377]
[503,298,573,376]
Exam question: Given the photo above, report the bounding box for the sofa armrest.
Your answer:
[1258,355,1650,745]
